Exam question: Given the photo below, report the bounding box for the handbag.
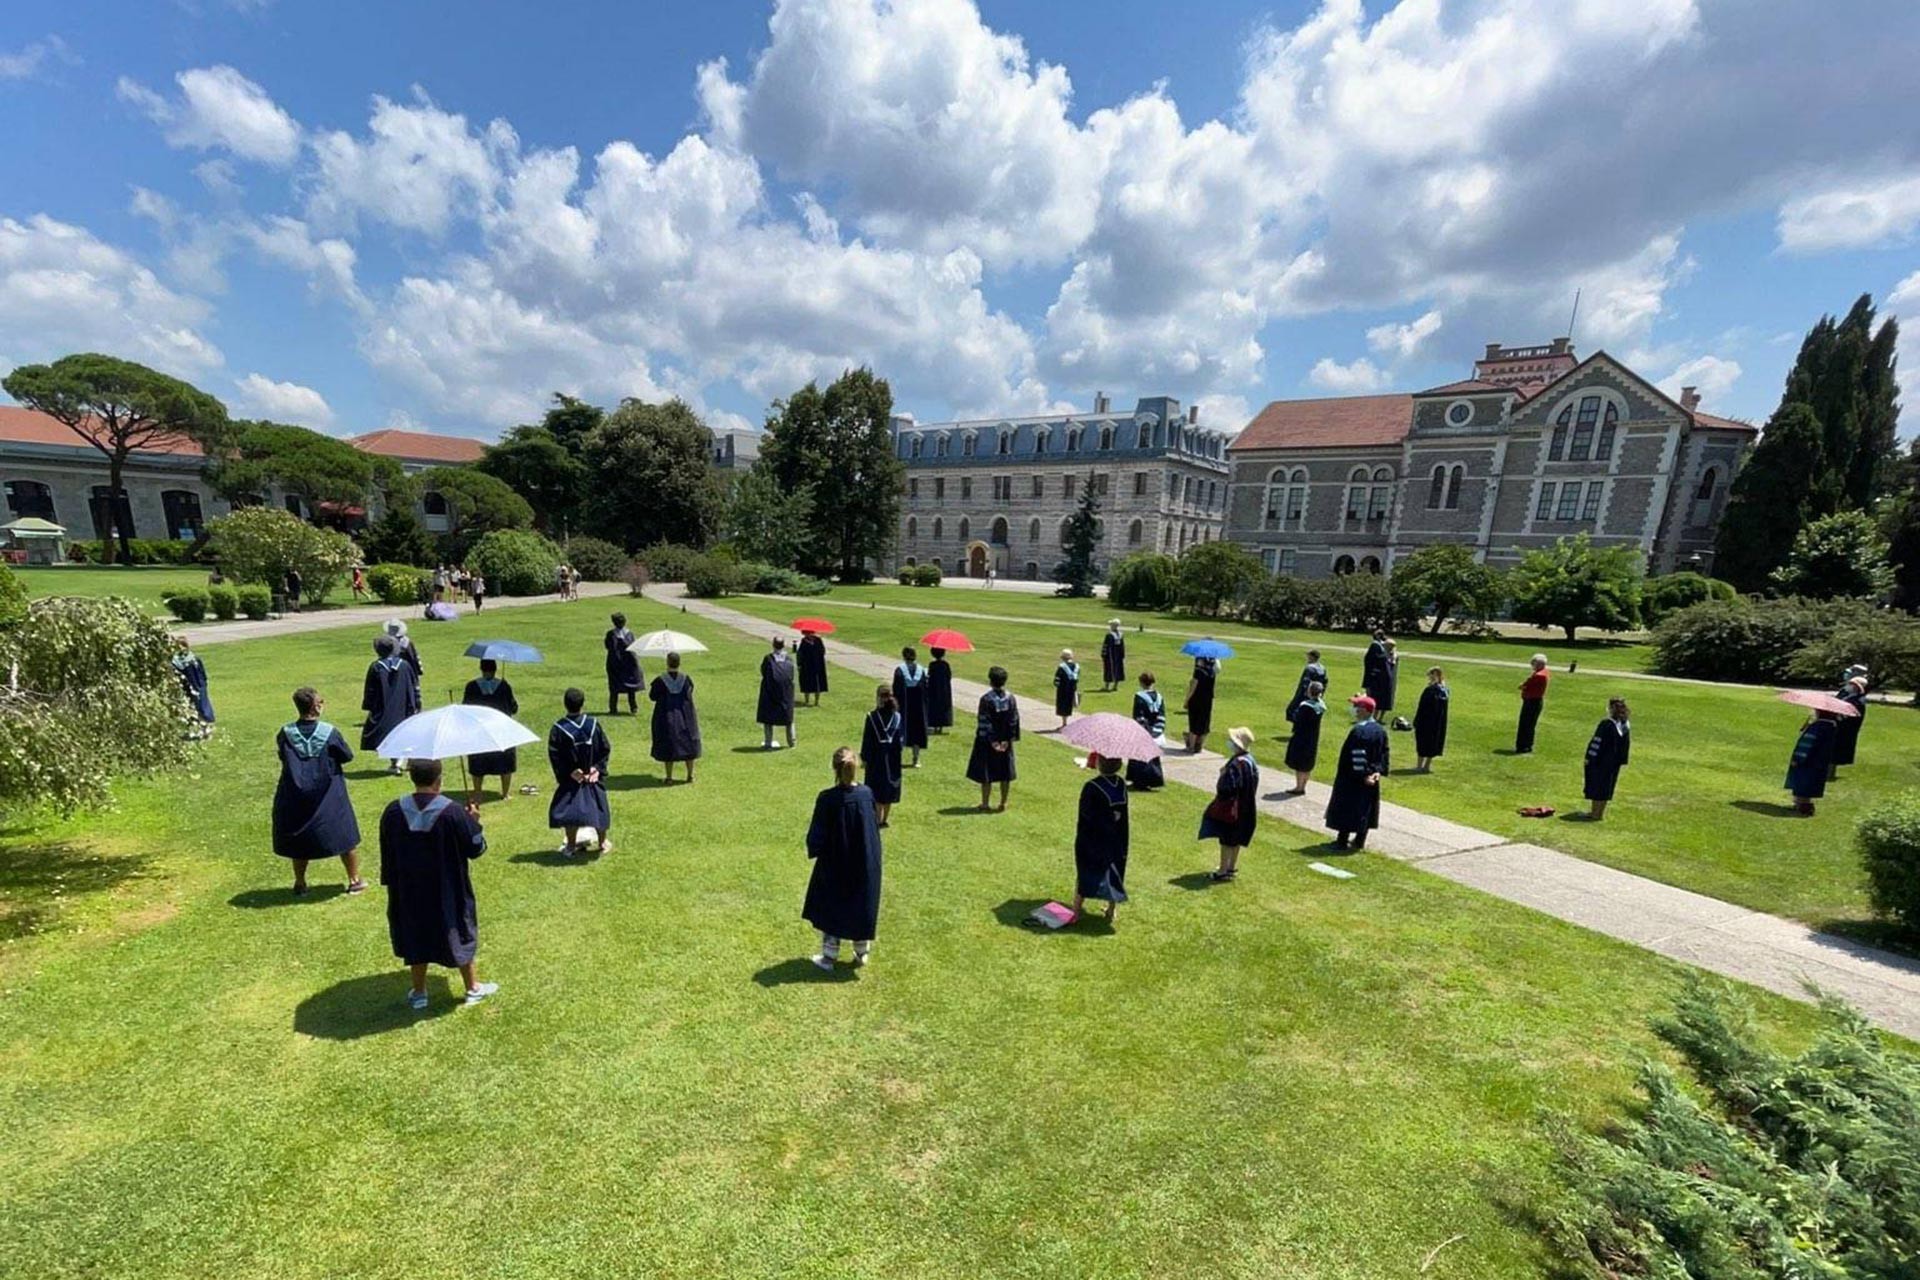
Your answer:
[1204,793,1240,826]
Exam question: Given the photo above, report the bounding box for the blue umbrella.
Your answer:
[1180,639,1235,660]
[463,639,544,664]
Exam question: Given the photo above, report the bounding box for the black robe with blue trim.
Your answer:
[174,651,214,722]
[648,672,702,762]
[965,690,1020,783]
[461,677,520,776]
[548,714,613,830]
[1583,717,1630,801]
[361,656,420,752]
[1126,689,1165,789]
[272,719,360,859]
[1053,662,1081,717]
[1101,631,1126,685]
[1324,718,1389,834]
[861,708,905,804]
[892,662,931,748]
[1785,718,1836,800]
[379,792,485,967]
[1075,773,1130,903]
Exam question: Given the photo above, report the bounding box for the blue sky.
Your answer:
[2,0,1918,442]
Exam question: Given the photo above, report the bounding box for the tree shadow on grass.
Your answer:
[0,836,152,942]
[990,897,1114,935]
[752,957,856,986]
[229,884,347,908]
[1806,919,1920,964]
[1729,800,1803,818]
[294,973,457,1039]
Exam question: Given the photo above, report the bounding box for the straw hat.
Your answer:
[1227,726,1255,753]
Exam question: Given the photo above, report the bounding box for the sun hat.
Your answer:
[1227,726,1255,752]
[384,619,408,637]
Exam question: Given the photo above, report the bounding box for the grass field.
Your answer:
[0,596,1864,1279]
[13,564,217,607]
[720,586,1920,936]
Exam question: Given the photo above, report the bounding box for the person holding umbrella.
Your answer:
[804,746,883,970]
[1100,619,1126,693]
[1127,671,1166,790]
[604,613,644,716]
[1831,665,1869,777]
[1053,648,1081,730]
[1785,702,1842,816]
[272,686,364,896]
[966,665,1021,812]
[1286,650,1327,724]
[549,687,612,855]
[1412,666,1449,772]
[461,658,521,801]
[758,636,797,749]
[892,646,930,766]
[648,651,702,784]
[1284,681,1325,794]
[1324,695,1388,851]
[1201,727,1260,881]
[860,684,904,827]
[927,646,955,735]
[1183,640,1226,753]
[1073,755,1129,923]
[796,625,829,708]
[363,635,420,774]
[1582,697,1631,820]
[379,758,496,1010]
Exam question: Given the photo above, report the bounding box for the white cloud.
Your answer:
[1777,173,1920,254]
[1888,268,1920,429]
[233,372,334,426]
[305,91,507,235]
[116,65,300,165]
[246,215,367,311]
[1656,354,1741,405]
[0,35,74,82]
[1366,309,1442,360]
[1307,356,1391,393]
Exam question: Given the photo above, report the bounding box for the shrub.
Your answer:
[899,563,943,587]
[1387,544,1506,633]
[207,585,238,621]
[1246,574,1312,628]
[0,563,26,627]
[1306,572,1411,632]
[205,508,358,604]
[62,538,202,566]
[360,504,437,567]
[467,529,565,597]
[1174,541,1265,615]
[1858,792,1920,934]
[684,552,754,598]
[1508,534,1643,640]
[1108,552,1178,611]
[743,564,831,596]
[1640,570,1737,626]
[366,562,430,607]
[1771,508,1896,600]
[235,584,271,620]
[637,542,702,583]
[161,587,210,622]
[1788,609,1920,695]
[563,535,629,582]
[1650,596,1881,684]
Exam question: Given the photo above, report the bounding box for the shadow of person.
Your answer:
[229,884,347,908]
[606,774,674,792]
[1166,872,1217,891]
[937,805,993,816]
[752,957,856,987]
[293,973,457,1039]
[508,848,598,867]
[1730,799,1804,818]
[345,768,401,782]
[730,744,790,755]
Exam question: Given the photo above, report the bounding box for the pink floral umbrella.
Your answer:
[1777,689,1860,717]
[1062,712,1163,761]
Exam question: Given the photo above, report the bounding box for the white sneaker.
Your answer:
[597,838,614,854]
[558,841,576,856]
[407,990,429,1011]
[463,982,499,1005]
[854,950,870,967]
[811,954,835,971]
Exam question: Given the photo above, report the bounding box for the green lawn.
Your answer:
[0,597,1863,1278]
[722,588,1920,935]
[13,564,218,608]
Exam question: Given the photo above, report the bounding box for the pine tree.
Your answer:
[1054,475,1101,597]
[1713,403,1828,591]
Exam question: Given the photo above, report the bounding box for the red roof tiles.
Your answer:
[1691,410,1758,435]
[1231,394,1414,452]
[345,429,487,464]
[0,404,207,455]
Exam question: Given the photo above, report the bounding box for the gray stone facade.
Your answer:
[1,440,227,542]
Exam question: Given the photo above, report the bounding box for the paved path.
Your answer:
[179,582,627,646]
[663,584,1920,1040]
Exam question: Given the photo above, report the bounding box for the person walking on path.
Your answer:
[1126,671,1165,791]
[271,686,364,896]
[173,637,215,737]
[469,571,485,613]
[758,637,797,750]
[283,567,303,614]
[1325,695,1388,851]
[604,613,644,715]
[797,631,829,707]
[1100,620,1126,692]
[804,747,883,970]
[1582,697,1631,820]
[926,646,955,735]
[1286,650,1328,724]
[1831,666,1869,778]
[1515,654,1550,754]
[1073,755,1129,924]
[860,684,905,827]
[1202,727,1260,882]
[1412,666,1449,772]
[1284,681,1325,794]
[1362,630,1392,709]
[379,758,496,1010]
[460,659,520,801]
[966,665,1021,812]
[1786,710,1839,817]
[1053,648,1081,730]
[648,651,702,784]
[892,647,930,766]
[1184,652,1219,754]
[548,688,613,855]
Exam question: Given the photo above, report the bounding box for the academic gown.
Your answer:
[376,637,423,703]
[797,635,830,695]
[1186,658,1218,736]
[605,628,644,697]
[648,672,703,762]
[548,714,613,831]
[1101,632,1126,685]
[1362,641,1392,709]
[1198,754,1260,846]
[1285,700,1324,772]
[174,652,214,723]
[1785,719,1837,800]
[361,656,420,751]
[272,719,360,859]
[379,793,485,967]
[757,653,796,727]
[965,690,1021,783]
[1584,717,1630,801]
[860,708,905,804]
[892,662,930,748]
[1074,773,1130,903]
[1285,662,1327,723]
[1127,689,1166,789]
[1832,685,1867,766]
[461,677,520,776]
[803,784,883,941]
[1413,684,1450,758]
[927,658,955,729]
[1324,718,1389,834]
[1053,662,1081,717]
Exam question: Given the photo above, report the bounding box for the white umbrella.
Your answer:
[377,704,539,762]
[629,629,708,655]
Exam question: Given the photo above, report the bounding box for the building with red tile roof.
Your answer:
[346,428,487,468]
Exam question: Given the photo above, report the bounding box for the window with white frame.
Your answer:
[1280,548,1297,576]
[1536,482,1556,520]
[1555,482,1581,521]
[1367,467,1393,520]
[1581,480,1604,521]
[1345,467,1368,521]
[1266,467,1307,530]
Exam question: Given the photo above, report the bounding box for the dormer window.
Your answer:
[996,430,1011,456]
[1034,428,1049,454]
[1099,425,1114,450]
[962,433,977,458]
[910,436,923,460]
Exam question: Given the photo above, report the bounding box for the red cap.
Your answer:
[1349,695,1377,711]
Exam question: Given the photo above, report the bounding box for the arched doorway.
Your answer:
[967,542,989,578]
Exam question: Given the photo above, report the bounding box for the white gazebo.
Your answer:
[1,516,69,566]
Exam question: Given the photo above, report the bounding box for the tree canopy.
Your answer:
[758,369,901,578]
[1172,539,1263,614]
[1508,534,1644,640]
[1387,544,1506,633]
[200,419,401,526]
[1769,509,1896,600]
[723,464,816,568]
[415,465,535,548]
[477,424,587,536]
[579,398,724,551]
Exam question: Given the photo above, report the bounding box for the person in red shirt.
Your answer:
[1515,654,1550,753]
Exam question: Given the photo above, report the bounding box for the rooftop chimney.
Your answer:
[1680,386,1701,412]
[1093,391,1110,414]
[1484,342,1503,361]
[1188,404,1199,425]
[1549,336,1572,356]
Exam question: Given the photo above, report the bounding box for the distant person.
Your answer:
[1073,755,1129,923]
[1053,648,1081,730]
[350,563,367,601]
[1381,639,1400,715]
[1184,649,1219,753]
[1286,649,1328,723]
[554,562,569,597]
[803,747,883,970]
[1515,653,1550,754]
[648,651,702,784]
[172,637,214,736]
[797,630,829,707]
[892,646,929,766]
[362,635,419,773]
[1786,709,1839,817]
[1362,630,1391,708]
[431,564,447,601]
[548,687,612,855]
[1831,666,1869,778]
[469,570,486,613]
[271,686,364,896]
[926,646,955,734]
[758,636,797,750]
[461,658,520,801]
[1127,671,1165,791]
[860,684,904,827]
[380,758,495,1010]
[604,612,643,715]
[1325,695,1388,851]
[1412,666,1449,771]
[1284,681,1325,795]
[284,567,303,614]
[1583,697,1632,820]
[1201,727,1260,882]
[966,665,1021,812]
[382,618,423,696]
[1100,620,1126,692]
[566,565,580,601]
[984,567,996,590]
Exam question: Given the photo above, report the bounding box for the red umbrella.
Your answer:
[1062,712,1163,761]
[1777,689,1860,717]
[920,628,974,652]
[791,617,836,634]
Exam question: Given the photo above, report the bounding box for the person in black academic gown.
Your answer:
[461,659,520,800]
[379,758,496,1010]
[362,635,420,773]
[1284,682,1325,794]
[1583,697,1631,820]
[549,687,612,855]
[966,665,1021,811]
[926,646,955,734]
[860,684,905,826]
[1100,620,1126,692]
[1412,666,1449,771]
[381,619,423,702]
[758,637,797,749]
[1830,668,1869,778]
[1201,727,1260,881]
[172,637,214,737]
[1381,640,1400,715]
[892,646,930,765]
[1362,630,1391,709]
[648,651,702,783]
[272,686,364,895]
[1053,648,1081,729]
[1286,650,1328,724]
[803,747,883,969]
[1184,652,1219,753]
[1127,670,1166,790]
[797,631,829,707]
[1073,755,1130,922]
[1325,695,1389,851]
[604,612,644,715]
[1786,710,1839,816]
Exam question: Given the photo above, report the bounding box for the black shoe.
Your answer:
[1332,838,1349,851]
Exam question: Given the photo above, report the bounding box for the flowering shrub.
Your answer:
[366,562,429,606]
[468,529,564,596]
[205,507,358,604]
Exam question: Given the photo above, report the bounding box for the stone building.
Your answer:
[893,394,1232,579]
[1225,340,1755,578]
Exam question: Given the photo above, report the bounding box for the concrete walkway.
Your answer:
[179,581,626,646]
[663,584,1920,1040]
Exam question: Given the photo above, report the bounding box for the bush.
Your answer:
[161,587,210,622]
[899,563,943,587]
[684,553,755,598]
[1108,552,1178,611]
[1640,570,1737,626]
[360,504,437,567]
[236,584,271,620]
[1650,596,1881,684]
[1508,534,1643,640]
[637,542,702,583]
[0,563,26,628]
[742,563,831,596]
[563,535,629,582]
[205,508,358,604]
[1858,792,1920,935]
[1387,544,1506,633]
[1306,572,1415,632]
[1173,541,1265,615]
[207,585,238,621]
[1246,574,1313,627]
[63,538,202,566]
[366,562,430,607]
[1788,609,1920,695]
[467,529,565,597]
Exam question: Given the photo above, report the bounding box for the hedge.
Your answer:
[899,563,942,587]
[366,562,430,607]
[1648,597,1912,686]
[467,530,565,597]
[161,587,210,622]
[563,536,629,582]
[637,543,702,583]
[1858,792,1920,936]
[207,585,238,621]
[67,538,205,566]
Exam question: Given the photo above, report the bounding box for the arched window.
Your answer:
[910,436,923,459]
[1333,554,1356,576]
[1427,466,1447,509]
[990,516,1009,545]
[422,491,450,517]
[88,486,135,541]
[907,516,918,538]
[1099,425,1113,450]
[1127,519,1143,545]
[161,490,204,540]
[1595,401,1620,460]
[1068,427,1083,452]
[1345,466,1369,522]
[905,556,917,567]
[1695,467,1719,500]
[1266,466,1307,530]
[936,434,949,458]
[1360,555,1382,575]
[1368,466,1394,521]
[1550,405,1571,461]
[1059,518,1072,547]
[962,433,977,458]
[4,479,55,521]
[1029,517,1041,542]
[1569,395,1602,460]
[1445,464,1464,510]
[1034,428,1049,454]
[997,430,1011,455]
[958,517,970,541]
[933,517,944,540]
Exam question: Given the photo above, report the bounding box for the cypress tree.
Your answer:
[1713,403,1827,591]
